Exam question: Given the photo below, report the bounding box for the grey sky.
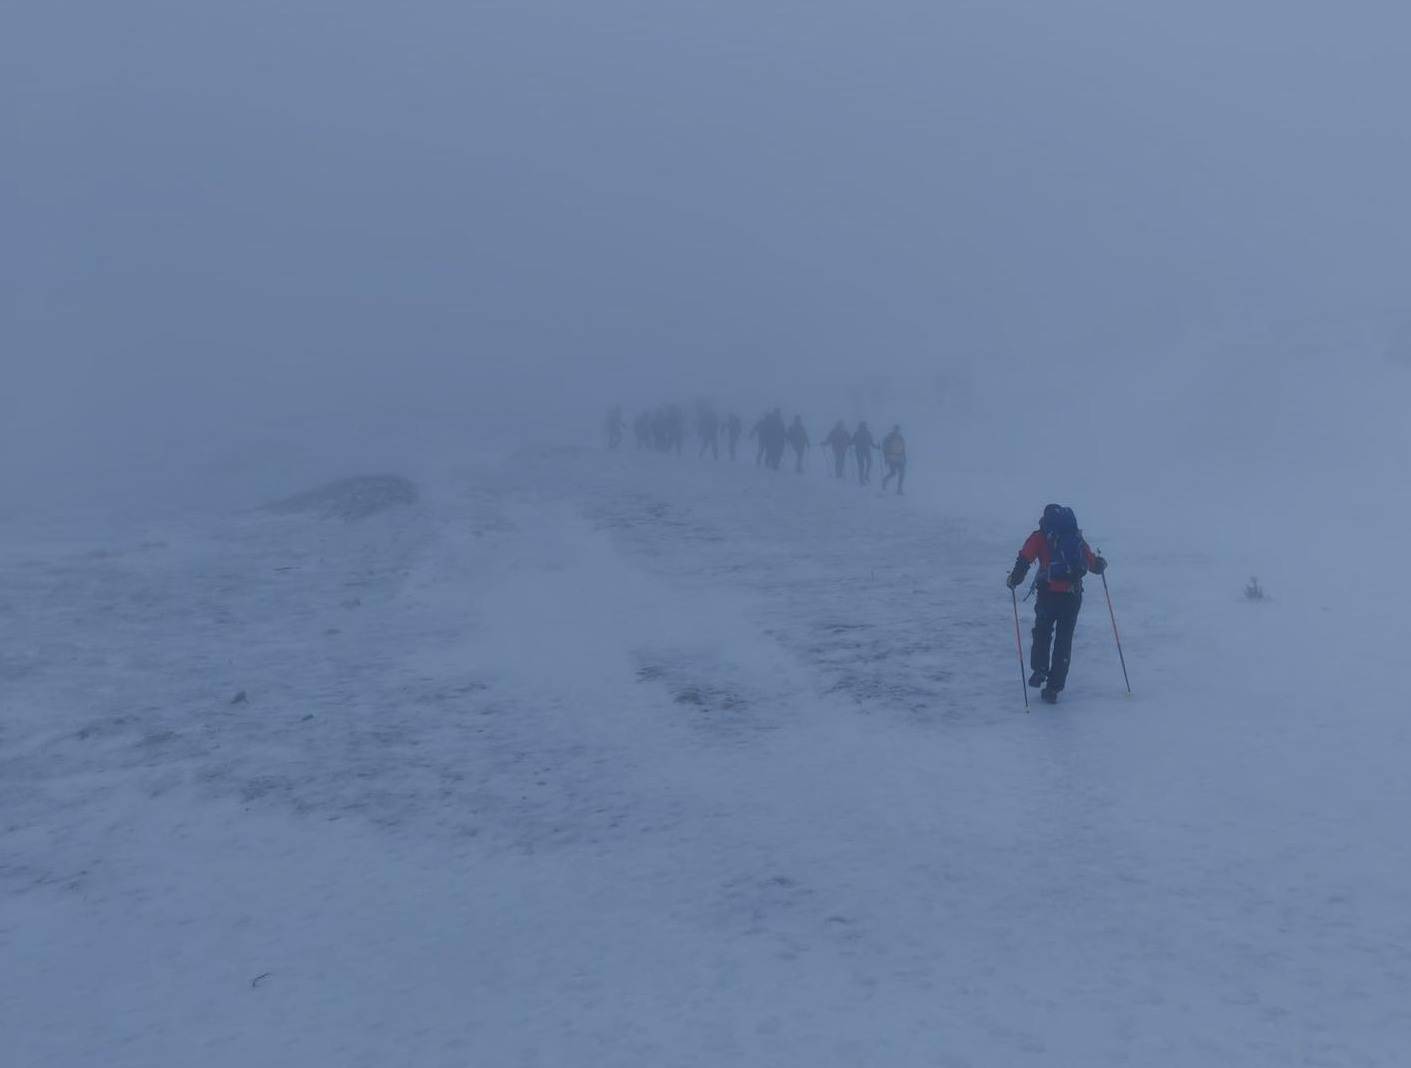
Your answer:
[5,0,1409,466]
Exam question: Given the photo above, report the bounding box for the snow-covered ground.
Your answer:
[4,417,1409,1066]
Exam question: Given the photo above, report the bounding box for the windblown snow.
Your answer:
[3,352,1409,1066]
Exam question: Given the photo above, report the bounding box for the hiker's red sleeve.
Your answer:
[1019,531,1044,563]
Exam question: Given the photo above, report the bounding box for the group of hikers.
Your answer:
[604,404,911,494]
[604,408,1120,706]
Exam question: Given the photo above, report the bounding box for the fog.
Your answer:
[7,0,1410,509]
[8,6,1411,1063]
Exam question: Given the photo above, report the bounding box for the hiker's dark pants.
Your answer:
[832,447,847,477]
[855,448,872,483]
[882,459,906,493]
[1032,588,1082,691]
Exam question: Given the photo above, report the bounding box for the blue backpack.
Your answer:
[1041,506,1088,586]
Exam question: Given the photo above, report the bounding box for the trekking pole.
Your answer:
[1099,566,1132,695]
[1011,586,1030,712]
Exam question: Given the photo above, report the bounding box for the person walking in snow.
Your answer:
[786,415,810,473]
[823,420,852,478]
[880,424,907,494]
[851,420,877,485]
[748,414,765,466]
[755,408,787,470]
[1006,504,1108,704]
[696,405,720,460]
[725,413,743,461]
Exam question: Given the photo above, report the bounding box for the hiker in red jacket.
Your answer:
[1007,504,1108,704]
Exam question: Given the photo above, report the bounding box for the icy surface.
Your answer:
[2,445,1408,1067]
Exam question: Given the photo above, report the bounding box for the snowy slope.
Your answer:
[3,412,1409,1066]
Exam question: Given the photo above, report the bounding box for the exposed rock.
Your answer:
[265,475,418,521]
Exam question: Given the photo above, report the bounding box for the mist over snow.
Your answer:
[3,1,1410,1065]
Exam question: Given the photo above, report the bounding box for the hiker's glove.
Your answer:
[1006,567,1026,589]
[1091,556,1108,575]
